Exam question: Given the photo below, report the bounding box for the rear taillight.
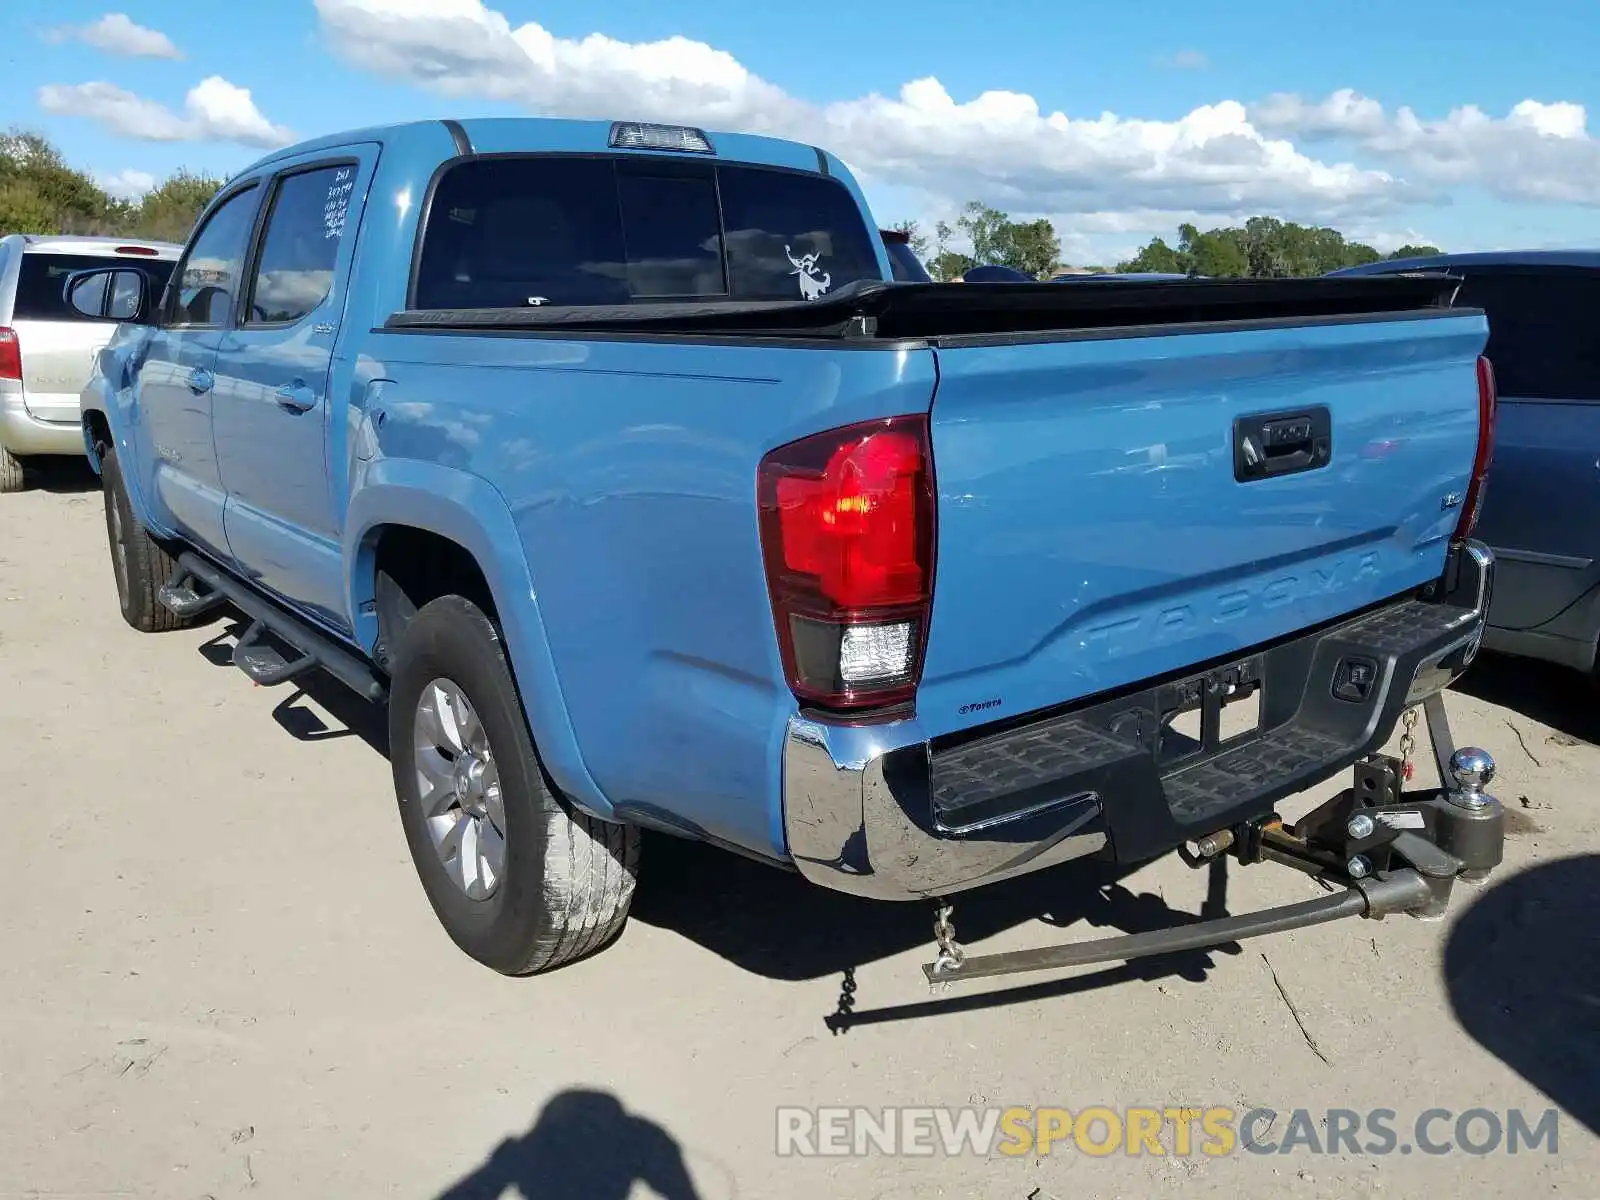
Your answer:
[1454,354,1498,541]
[115,245,159,256]
[0,328,19,382]
[758,415,935,711]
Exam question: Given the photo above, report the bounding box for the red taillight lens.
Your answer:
[115,245,159,256]
[1455,354,1498,541]
[0,328,20,382]
[758,415,935,711]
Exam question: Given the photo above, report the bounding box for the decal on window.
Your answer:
[786,245,832,301]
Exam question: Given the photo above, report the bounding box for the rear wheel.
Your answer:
[388,595,639,975]
[0,446,23,493]
[100,446,189,633]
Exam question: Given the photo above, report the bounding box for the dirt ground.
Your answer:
[2,460,1596,1200]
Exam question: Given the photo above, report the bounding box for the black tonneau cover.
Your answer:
[384,273,1465,342]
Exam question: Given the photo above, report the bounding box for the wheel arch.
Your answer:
[344,461,613,819]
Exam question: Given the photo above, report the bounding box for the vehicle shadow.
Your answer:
[22,456,100,494]
[197,620,388,754]
[435,1088,704,1200]
[632,833,1242,1017]
[1443,854,1599,1136]
[1453,652,1600,746]
[195,625,1246,1009]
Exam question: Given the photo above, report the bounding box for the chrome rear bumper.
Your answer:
[782,541,1494,901]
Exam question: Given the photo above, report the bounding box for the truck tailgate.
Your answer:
[918,312,1488,737]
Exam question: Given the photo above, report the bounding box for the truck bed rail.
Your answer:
[382,273,1466,343]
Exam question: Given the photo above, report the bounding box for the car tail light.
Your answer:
[758,415,935,711]
[115,245,159,256]
[0,328,19,382]
[1454,355,1498,541]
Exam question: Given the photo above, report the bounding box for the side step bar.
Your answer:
[161,552,387,704]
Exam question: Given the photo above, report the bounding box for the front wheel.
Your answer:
[100,446,190,632]
[388,595,639,975]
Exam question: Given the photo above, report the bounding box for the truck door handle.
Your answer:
[187,367,214,394]
[1234,407,1332,482]
[275,382,317,413]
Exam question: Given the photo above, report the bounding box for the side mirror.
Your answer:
[63,267,154,324]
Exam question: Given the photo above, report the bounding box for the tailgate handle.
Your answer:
[1234,407,1332,482]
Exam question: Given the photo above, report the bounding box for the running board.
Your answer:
[923,870,1432,984]
[163,553,387,704]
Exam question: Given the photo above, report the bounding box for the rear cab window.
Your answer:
[14,253,176,322]
[412,156,883,310]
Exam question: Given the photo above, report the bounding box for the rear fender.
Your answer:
[344,458,613,819]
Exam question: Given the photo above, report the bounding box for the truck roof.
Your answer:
[235,116,838,181]
[1331,248,1600,275]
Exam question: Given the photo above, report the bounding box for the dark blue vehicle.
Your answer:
[67,117,1504,979]
[1333,251,1600,673]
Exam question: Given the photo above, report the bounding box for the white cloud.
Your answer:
[37,76,293,149]
[44,13,182,59]
[96,168,157,200]
[312,0,1406,223]
[1252,89,1600,205]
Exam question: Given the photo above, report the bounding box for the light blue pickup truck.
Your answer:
[73,117,1506,982]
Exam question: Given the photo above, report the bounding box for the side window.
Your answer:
[717,166,881,301]
[169,185,259,327]
[245,165,352,325]
[1455,269,1600,400]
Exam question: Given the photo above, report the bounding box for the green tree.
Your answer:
[888,219,930,262]
[1117,236,1187,274]
[0,179,56,235]
[928,219,973,281]
[1,130,111,234]
[992,217,1060,278]
[1118,217,1437,277]
[956,201,1010,266]
[1387,243,1443,260]
[130,169,223,242]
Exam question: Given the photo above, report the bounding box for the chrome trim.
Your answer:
[782,540,1494,903]
[783,715,1105,901]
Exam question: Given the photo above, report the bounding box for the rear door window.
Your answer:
[1453,268,1600,400]
[14,253,132,321]
[413,156,880,309]
[244,165,352,325]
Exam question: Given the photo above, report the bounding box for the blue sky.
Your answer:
[5,0,1598,264]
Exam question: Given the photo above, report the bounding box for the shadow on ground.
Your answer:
[19,455,100,494]
[194,619,1252,1006]
[1454,652,1600,747]
[1444,854,1600,1136]
[632,834,1242,1010]
[437,1088,704,1199]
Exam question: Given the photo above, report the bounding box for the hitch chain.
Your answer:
[1399,706,1419,781]
[931,900,966,977]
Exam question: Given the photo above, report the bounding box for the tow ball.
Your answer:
[923,698,1504,986]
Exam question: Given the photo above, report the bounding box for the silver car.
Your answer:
[0,234,181,492]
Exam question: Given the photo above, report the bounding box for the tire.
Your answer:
[0,445,23,493]
[388,595,639,975]
[100,445,190,633]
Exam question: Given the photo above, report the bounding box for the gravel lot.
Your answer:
[2,460,1595,1199]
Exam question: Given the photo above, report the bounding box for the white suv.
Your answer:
[0,235,181,492]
